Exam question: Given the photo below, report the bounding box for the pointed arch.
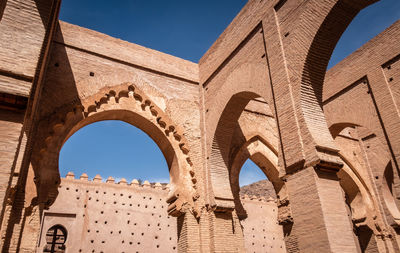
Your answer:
[229,136,285,219]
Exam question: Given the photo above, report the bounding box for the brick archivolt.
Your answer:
[331,124,395,235]
[339,153,388,235]
[34,82,199,217]
[229,136,287,219]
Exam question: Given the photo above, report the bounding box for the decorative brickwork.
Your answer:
[0,0,399,252]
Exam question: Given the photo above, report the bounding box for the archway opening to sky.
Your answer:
[239,159,267,186]
[238,159,286,252]
[239,158,276,199]
[327,0,400,69]
[59,120,170,183]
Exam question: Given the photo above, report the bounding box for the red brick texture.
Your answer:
[0,0,399,252]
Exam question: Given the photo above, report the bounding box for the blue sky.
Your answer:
[58,0,400,185]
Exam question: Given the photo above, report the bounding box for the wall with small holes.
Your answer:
[240,197,286,253]
[37,175,177,253]
[37,174,286,253]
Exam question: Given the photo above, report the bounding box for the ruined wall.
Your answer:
[21,19,205,253]
[38,174,178,253]
[197,0,395,251]
[240,196,286,253]
[39,174,282,253]
[1,0,400,252]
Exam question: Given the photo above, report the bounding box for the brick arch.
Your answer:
[329,123,390,234]
[32,83,199,217]
[383,162,400,227]
[286,0,378,164]
[206,62,275,210]
[338,155,384,251]
[209,91,268,210]
[206,63,273,152]
[229,136,285,220]
[339,154,380,232]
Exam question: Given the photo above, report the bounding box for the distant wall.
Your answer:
[240,196,286,253]
[37,174,177,253]
[38,174,284,253]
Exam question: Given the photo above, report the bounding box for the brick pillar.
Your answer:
[210,211,244,253]
[177,211,201,253]
[286,166,360,253]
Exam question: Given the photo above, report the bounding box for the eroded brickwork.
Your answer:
[0,0,399,252]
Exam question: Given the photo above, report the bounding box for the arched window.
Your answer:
[59,120,169,184]
[43,225,67,253]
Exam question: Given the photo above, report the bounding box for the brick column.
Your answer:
[286,166,359,253]
[177,211,201,253]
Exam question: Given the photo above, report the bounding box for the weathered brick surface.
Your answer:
[0,0,399,252]
[0,110,23,222]
[323,20,400,252]
[38,176,178,253]
[0,0,55,96]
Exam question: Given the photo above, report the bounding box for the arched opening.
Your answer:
[239,159,272,192]
[34,84,196,211]
[34,84,197,253]
[296,0,400,159]
[329,123,396,251]
[207,87,283,250]
[43,225,67,253]
[328,0,400,69]
[59,120,170,184]
[236,158,286,252]
[208,92,282,209]
[228,133,287,252]
[41,117,180,252]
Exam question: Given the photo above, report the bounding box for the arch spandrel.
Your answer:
[32,82,199,217]
[205,62,273,152]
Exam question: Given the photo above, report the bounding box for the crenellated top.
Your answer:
[240,194,276,204]
[64,172,170,191]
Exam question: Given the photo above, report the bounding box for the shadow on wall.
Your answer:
[0,0,6,21]
[31,21,80,207]
[1,21,79,252]
[34,0,56,27]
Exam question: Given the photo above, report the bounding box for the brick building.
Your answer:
[0,0,399,252]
